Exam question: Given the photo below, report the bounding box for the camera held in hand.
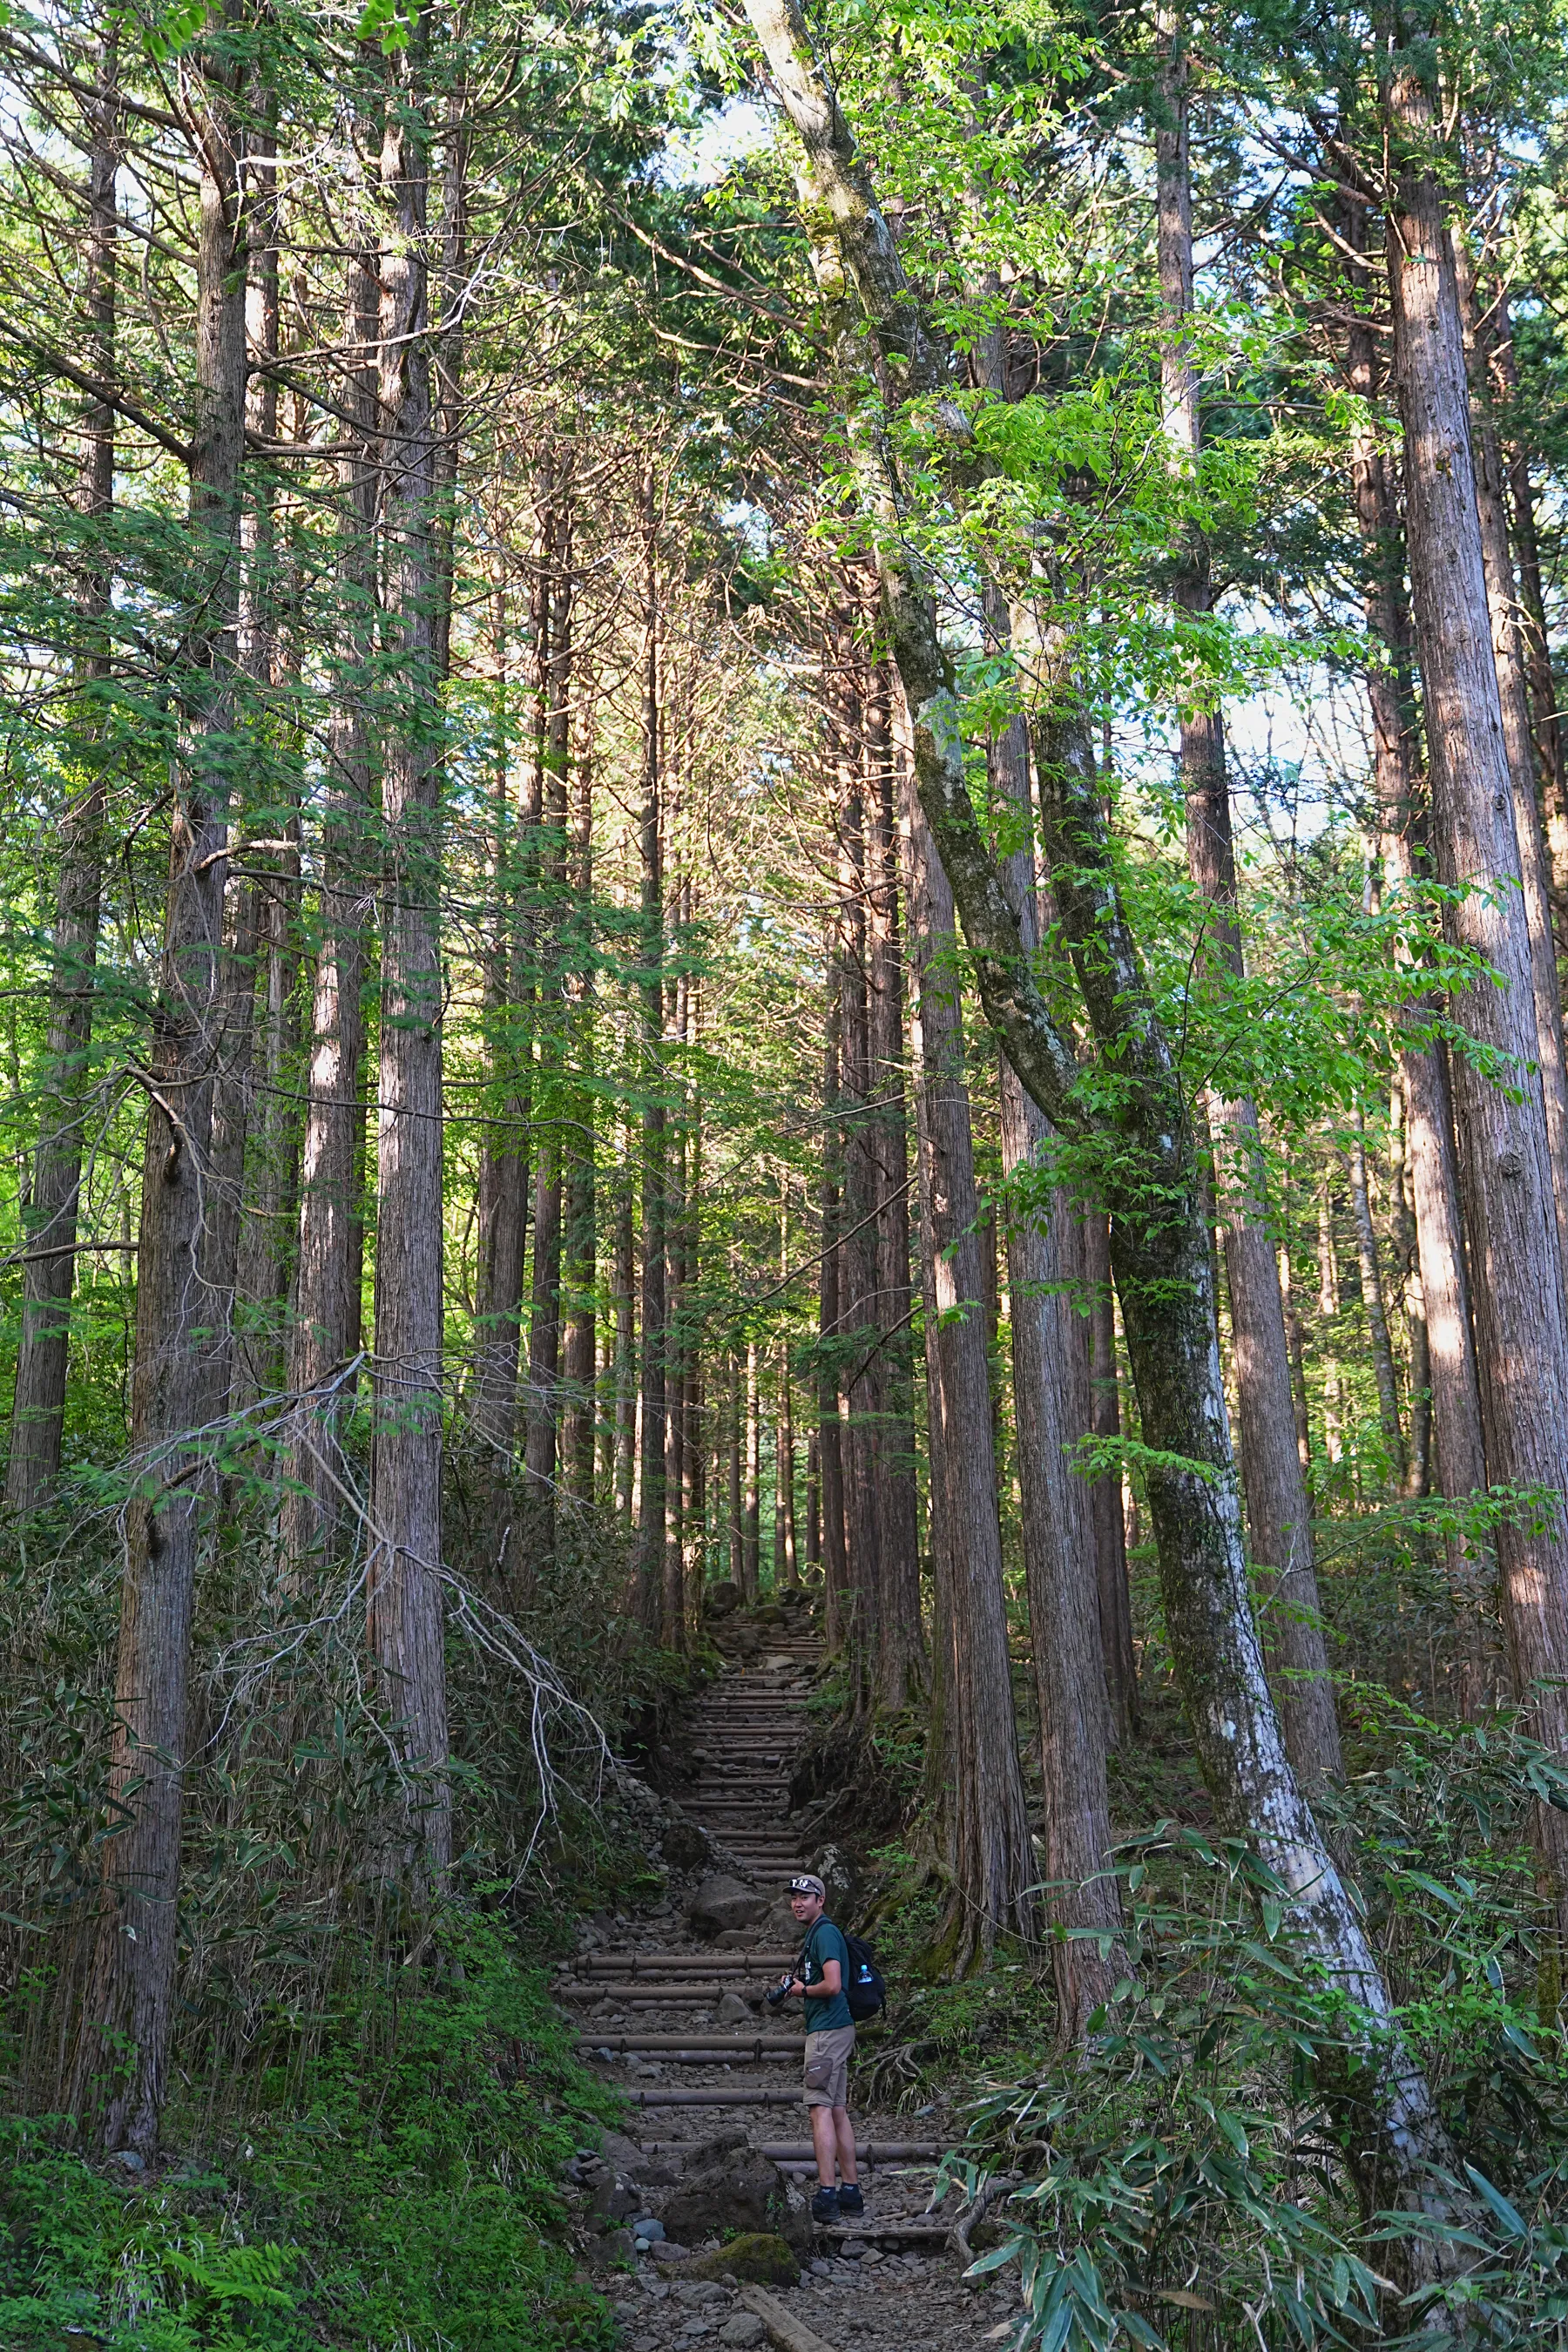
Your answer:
[764,1974,793,2011]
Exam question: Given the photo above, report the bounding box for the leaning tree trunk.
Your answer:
[1385,32,1568,1922]
[1154,18,1342,1787]
[8,26,117,1511]
[906,758,1036,1967]
[367,22,449,1882]
[740,0,1477,2272]
[71,15,247,2153]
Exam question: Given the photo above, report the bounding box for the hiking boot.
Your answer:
[837,2183,865,2218]
[810,2185,840,2222]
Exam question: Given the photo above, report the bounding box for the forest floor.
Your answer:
[560,1599,1031,2352]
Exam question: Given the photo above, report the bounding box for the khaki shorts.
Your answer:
[802,2023,855,2110]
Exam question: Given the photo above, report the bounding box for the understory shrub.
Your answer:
[947,1707,1568,2349]
[0,1912,619,2352]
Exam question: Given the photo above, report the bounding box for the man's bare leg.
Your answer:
[810,2103,837,2186]
[833,2107,857,2186]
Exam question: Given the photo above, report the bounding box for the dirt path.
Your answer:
[558,1611,1024,2352]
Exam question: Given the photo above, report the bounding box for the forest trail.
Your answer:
[558,1608,1020,2351]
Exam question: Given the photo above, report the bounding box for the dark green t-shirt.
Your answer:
[800,1917,853,2032]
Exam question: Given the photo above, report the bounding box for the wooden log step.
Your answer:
[685,1789,794,1800]
[738,2282,838,2352]
[557,1982,767,2002]
[589,2049,801,2065]
[637,2140,942,2164]
[625,2085,804,2105]
[573,1950,796,1970]
[819,2220,955,2246]
[581,2033,803,2052]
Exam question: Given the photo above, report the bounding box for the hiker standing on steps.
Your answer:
[781,1873,863,2223]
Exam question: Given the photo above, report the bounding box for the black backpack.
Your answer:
[801,1922,886,2022]
[842,1931,886,2022]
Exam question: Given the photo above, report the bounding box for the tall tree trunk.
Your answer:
[1084,1209,1139,1739]
[991,706,1122,2031]
[1155,22,1342,1786]
[1348,1119,1405,1477]
[72,15,247,2152]
[469,591,530,1450]
[1342,226,1486,1610]
[367,23,449,1882]
[1389,1079,1433,1497]
[8,28,117,1510]
[199,92,284,1430]
[472,474,547,1457]
[742,1339,761,1602]
[1453,239,1568,1266]
[612,1129,635,1524]
[817,960,848,1646]
[905,760,1035,1965]
[525,460,574,1498]
[663,912,689,1646]
[1278,1222,1312,1474]
[777,1341,797,1584]
[284,233,376,1563]
[563,717,597,1504]
[636,460,667,1625]
[866,655,923,1699]
[740,0,1477,2253]
[727,1345,743,1585]
[1492,296,1568,910]
[835,659,882,1671]
[231,99,299,1410]
[1384,37,1568,1903]
[806,1429,821,1570]
[681,1063,705,1628]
